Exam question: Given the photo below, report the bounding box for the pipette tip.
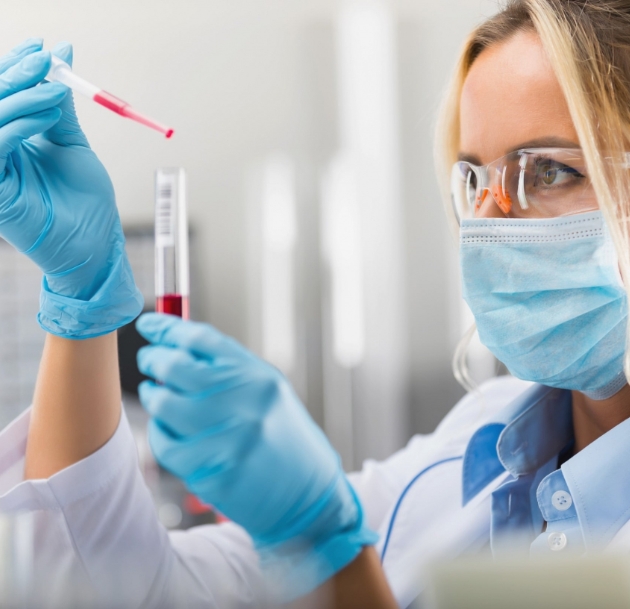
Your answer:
[93,91,174,138]
[122,105,174,138]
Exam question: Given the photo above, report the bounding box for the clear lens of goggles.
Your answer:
[451,147,599,222]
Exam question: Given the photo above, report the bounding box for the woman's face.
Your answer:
[459,30,580,218]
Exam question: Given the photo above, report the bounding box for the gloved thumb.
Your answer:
[41,42,89,148]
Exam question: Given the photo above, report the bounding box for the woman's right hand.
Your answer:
[0,39,142,338]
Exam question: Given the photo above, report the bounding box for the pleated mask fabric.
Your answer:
[460,211,628,400]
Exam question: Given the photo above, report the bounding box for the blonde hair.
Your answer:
[437,0,630,392]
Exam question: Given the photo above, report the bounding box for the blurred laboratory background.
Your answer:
[0,0,499,525]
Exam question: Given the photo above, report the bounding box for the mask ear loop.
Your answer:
[517,153,529,210]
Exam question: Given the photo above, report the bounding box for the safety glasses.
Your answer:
[451,147,598,223]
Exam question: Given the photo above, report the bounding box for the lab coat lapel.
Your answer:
[379,456,508,608]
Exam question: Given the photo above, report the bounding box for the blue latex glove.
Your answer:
[136,313,378,600]
[0,39,142,338]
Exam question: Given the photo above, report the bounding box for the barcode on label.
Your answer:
[155,175,176,247]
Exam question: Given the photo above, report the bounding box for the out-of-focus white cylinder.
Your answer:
[321,0,409,465]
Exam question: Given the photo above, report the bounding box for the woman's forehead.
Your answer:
[459,30,579,166]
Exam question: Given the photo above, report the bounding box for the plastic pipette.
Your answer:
[46,56,174,138]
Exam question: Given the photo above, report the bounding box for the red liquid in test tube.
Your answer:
[156,295,190,319]
[155,169,189,319]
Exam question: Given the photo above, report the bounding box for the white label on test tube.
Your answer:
[155,173,176,248]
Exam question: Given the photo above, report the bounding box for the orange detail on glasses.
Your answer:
[492,185,512,215]
[475,189,489,212]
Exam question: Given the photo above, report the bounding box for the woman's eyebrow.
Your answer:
[506,136,580,152]
[457,152,481,164]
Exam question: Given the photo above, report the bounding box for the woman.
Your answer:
[0,0,628,607]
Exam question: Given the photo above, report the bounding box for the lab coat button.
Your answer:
[551,490,573,511]
[548,532,567,551]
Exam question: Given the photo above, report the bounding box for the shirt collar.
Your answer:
[462,384,572,505]
[462,381,630,549]
[560,415,630,548]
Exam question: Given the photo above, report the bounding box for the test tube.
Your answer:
[155,168,190,319]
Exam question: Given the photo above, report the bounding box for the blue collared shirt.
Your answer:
[462,383,630,556]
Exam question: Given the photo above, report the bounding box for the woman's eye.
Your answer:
[538,162,558,185]
[533,158,582,187]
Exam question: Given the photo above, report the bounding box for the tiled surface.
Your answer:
[0,242,44,428]
[0,228,155,429]
[0,228,206,529]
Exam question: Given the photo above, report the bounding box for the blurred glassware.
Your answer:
[0,512,33,607]
[424,554,630,609]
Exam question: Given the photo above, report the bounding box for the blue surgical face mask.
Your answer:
[460,211,628,400]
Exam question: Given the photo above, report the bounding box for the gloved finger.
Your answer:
[147,417,256,481]
[137,344,218,393]
[0,38,43,76]
[51,41,73,68]
[42,42,89,148]
[0,51,51,102]
[136,313,250,361]
[0,82,67,130]
[0,107,61,173]
[139,378,251,436]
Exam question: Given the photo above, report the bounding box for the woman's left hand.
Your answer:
[136,312,378,601]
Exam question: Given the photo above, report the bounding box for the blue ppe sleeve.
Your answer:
[38,241,143,339]
[256,480,378,600]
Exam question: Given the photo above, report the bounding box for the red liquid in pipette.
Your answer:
[156,294,190,319]
[94,91,174,138]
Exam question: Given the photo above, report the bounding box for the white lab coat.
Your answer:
[2,375,628,608]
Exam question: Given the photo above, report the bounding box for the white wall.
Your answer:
[0,0,499,459]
